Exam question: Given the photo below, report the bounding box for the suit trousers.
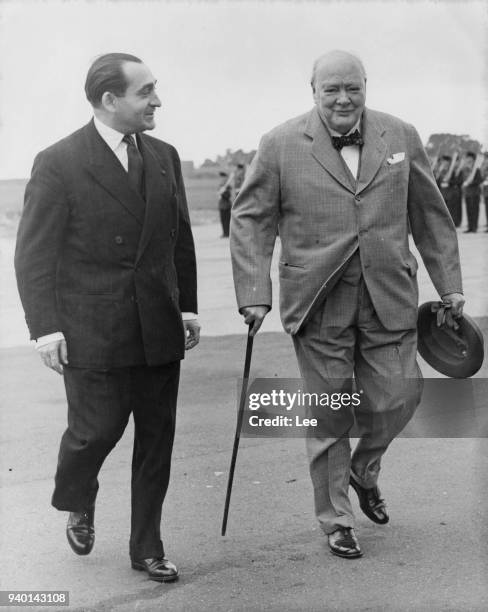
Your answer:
[219,208,231,237]
[484,187,488,229]
[465,192,480,231]
[51,362,180,560]
[292,252,423,534]
[442,186,462,228]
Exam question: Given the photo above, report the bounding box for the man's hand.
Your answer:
[241,306,270,336]
[440,292,465,330]
[38,339,68,375]
[441,293,465,316]
[184,319,201,350]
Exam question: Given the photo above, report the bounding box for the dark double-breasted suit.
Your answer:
[15,119,197,559]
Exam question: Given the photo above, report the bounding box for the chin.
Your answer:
[333,120,355,133]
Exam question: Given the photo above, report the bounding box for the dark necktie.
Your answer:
[332,130,364,150]
[123,134,145,198]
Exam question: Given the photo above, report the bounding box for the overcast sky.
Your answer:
[0,0,487,179]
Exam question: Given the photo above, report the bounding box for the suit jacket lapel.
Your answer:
[135,135,172,264]
[305,108,355,194]
[83,119,145,225]
[356,109,388,195]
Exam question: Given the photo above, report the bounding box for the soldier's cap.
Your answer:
[417,301,484,378]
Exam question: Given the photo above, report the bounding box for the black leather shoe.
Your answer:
[349,475,389,524]
[131,557,179,582]
[328,527,362,558]
[66,507,95,555]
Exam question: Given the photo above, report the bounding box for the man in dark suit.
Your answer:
[15,53,199,582]
[482,154,488,232]
[217,170,232,237]
[436,154,463,227]
[461,151,483,233]
[231,50,464,559]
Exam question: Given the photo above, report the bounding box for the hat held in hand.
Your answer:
[417,301,484,378]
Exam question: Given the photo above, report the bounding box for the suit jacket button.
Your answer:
[114,235,124,245]
[355,195,361,202]
[170,229,176,238]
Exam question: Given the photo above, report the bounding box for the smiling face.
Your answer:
[109,61,161,134]
[312,54,366,134]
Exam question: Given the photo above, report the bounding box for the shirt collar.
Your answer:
[93,115,127,151]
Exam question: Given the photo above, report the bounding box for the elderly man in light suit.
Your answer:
[230,50,464,558]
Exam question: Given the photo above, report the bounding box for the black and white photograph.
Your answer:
[0,0,487,610]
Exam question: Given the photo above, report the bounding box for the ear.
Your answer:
[311,82,318,104]
[101,91,118,113]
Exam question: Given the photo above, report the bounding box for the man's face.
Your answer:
[111,62,161,133]
[464,156,475,170]
[313,58,366,134]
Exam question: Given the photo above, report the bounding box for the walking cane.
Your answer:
[221,324,254,536]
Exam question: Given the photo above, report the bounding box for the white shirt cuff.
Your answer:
[182,312,198,321]
[36,332,65,349]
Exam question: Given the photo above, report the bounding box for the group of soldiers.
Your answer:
[433,151,488,232]
[219,151,488,237]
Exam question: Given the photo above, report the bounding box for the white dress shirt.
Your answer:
[93,115,132,170]
[326,118,362,179]
[36,116,196,349]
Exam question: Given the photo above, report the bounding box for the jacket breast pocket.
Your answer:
[386,161,406,179]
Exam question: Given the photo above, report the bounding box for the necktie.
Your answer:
[123,134,145,198]
[332,130,364,151]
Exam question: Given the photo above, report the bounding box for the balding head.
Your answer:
[311,50,366,90]
[311,50,367,134]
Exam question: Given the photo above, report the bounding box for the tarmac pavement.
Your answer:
[1,224,487,611]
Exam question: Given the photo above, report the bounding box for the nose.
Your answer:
[336,88,351,105]
[151,92,162,107]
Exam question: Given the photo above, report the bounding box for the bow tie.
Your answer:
[332,130,364,150]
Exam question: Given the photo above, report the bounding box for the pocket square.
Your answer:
[387,152,405,165]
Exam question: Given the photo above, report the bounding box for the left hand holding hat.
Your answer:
[438,292,465,329]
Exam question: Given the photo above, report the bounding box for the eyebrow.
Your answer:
[322,81,363,89]
[136,79,157,94]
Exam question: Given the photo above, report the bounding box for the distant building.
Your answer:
[201,159,219,168]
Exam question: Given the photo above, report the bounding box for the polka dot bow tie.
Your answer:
[332,130,364,150]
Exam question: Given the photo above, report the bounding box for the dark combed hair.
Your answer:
[465,151,476,159]
[85,52,142,107]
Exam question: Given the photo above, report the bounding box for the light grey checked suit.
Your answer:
[230,106,462,533]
